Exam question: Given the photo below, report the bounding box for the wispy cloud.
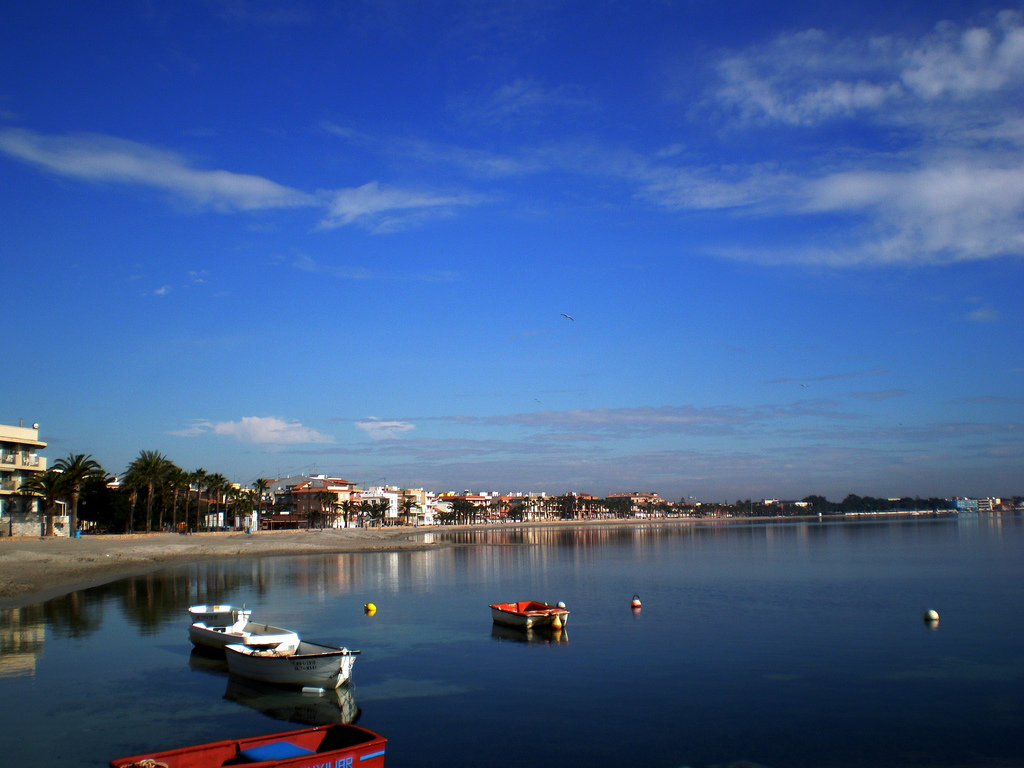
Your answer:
[356,418,416,440]
[769,368,886,385]
[320,181,487,232]
[0,128,316,211]
[0,127,487,232]
[169,416,333,444]
[965,301,999,321]
[289,254,458,282]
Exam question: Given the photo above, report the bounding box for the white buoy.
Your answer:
[302,687,325,696]
[924,609,939,623]
[556,601,566,609]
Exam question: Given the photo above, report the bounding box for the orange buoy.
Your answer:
[631,594,642,609]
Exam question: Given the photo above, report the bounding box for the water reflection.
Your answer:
[0,514,1002,651]
[188,646,230,676]
[0,607,45,678]
[490,623,569,644]
[224,676,360,726]
[188,646,362,725]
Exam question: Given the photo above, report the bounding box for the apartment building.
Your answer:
[0,422,51,536]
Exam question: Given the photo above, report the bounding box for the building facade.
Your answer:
[0,422,56,536]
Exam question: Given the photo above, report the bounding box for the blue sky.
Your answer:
[2,1,1021,502]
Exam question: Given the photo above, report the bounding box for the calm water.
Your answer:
[2,515,1023,768]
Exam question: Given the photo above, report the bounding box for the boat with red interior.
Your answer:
[109,722,385,768]
[489,600,569,630]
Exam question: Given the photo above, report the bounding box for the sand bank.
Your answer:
[0,528,440,610]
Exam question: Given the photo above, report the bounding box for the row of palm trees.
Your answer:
[310,492,399,529]
[21,450,273,536]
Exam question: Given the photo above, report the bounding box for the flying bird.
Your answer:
[561,313,574,321]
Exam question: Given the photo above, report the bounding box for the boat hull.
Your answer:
[109,723,385,768]
[225,641,359,689]
[189,621,300,651]
[187,604,251,628]
[489,601,569,630]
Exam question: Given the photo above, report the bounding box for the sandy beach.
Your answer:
[0,528,441,610]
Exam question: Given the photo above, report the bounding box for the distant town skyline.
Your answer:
[2,2,1021,502]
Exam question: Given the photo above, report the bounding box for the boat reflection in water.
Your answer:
[188,646,229,674]
[490,623,569,644]
[189,647,360,725]
[224,675,361,726]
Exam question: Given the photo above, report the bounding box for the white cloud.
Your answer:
[170,416,333,444]
[320,181,485,232]
[713,12,1024,125]
[901,12,1024,99]
[801,161,1024,263]
[356,418,416,440]
[0,128,316,211]
[0,128,484,232]
[213,417,333,444]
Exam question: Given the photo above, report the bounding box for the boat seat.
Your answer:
[234,741,315,762]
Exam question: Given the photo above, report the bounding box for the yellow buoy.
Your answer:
[364,602,377,615]
[551,614,563,630]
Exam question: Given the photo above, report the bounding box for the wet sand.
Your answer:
[0,528,441,609]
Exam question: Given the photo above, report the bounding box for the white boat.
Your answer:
[187,604,300,652]
[489,600,569,630]
[224,640,360,689]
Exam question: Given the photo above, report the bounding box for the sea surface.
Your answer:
[1,514,1022,768]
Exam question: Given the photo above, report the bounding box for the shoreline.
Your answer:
[0,512,959,610]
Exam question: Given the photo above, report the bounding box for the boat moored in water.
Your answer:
[109,722,385,768]
[187,604,300,652]
[224,640,360,689]
[489,600,569,630]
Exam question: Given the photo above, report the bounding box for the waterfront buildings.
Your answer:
[0,422,56,537]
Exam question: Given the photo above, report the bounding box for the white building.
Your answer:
[0,422,59,537]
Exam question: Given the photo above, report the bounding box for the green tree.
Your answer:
[449,498,477,525]
[366,498,390,527]
[205,473,228,529]
[126,450,170,533]
[52,453,104,534]
[341,499,358,529]
[314,490,335,529]
[253,478,271,530]
[191,469,208,531]
[399,495,417,526]
[20,469,68,536]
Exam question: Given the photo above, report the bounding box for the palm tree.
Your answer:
[400,496,417,526]
[205,473,228,529]
[52,453,103,535]
[253,478,271,531]
[191,469,208,532]
[341,499,358,529]
[314,490,335,529]
[167,466,188,532]
[367,499,390,527]
[126,450,169,533]
[20,469,68,536]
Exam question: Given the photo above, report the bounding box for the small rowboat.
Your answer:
[188,604,300,652]
[188,604,250,627]
[109,722,386,768]
[489,600,569,630]
[225,640,360,689]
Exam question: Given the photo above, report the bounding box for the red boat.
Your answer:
[489,600,569,630]
[109,723,385,768]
